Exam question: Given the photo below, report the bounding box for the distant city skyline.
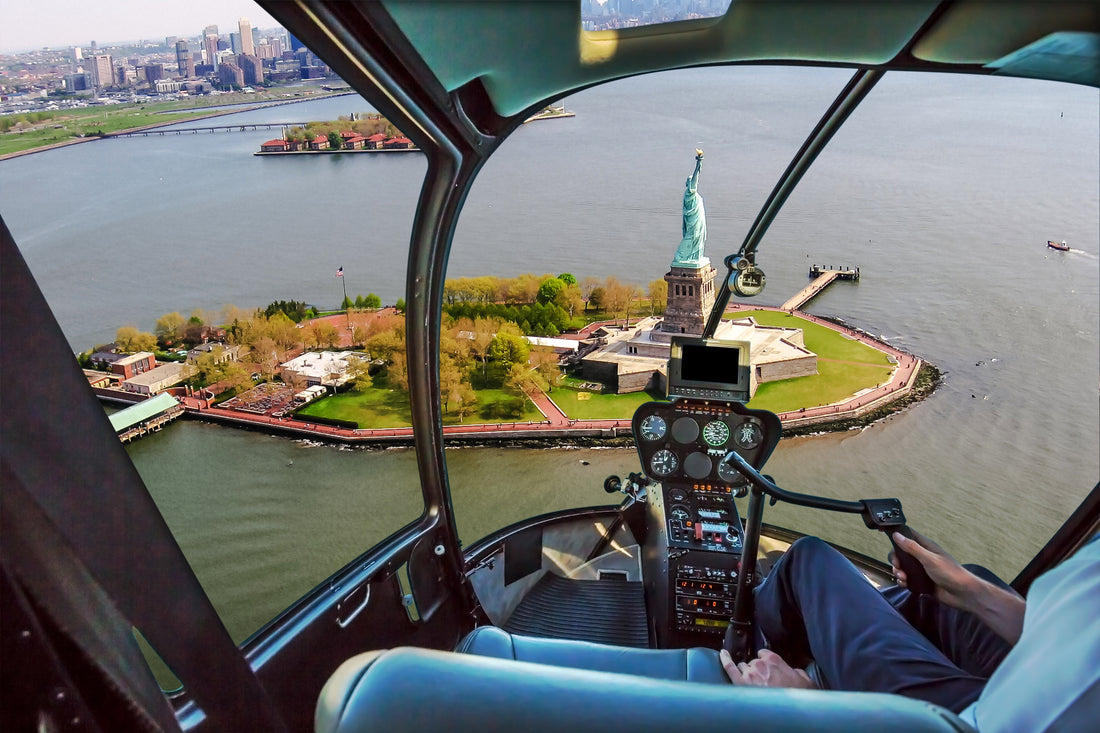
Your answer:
[1,0,280,54]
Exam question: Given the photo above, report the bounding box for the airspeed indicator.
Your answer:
[702,420,730,447]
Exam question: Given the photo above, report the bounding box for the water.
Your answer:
[2,67,1097,642]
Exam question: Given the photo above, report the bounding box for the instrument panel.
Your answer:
[632,399,781,486]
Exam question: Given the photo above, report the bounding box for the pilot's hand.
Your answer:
[720,648,816,689]
[890,529,971,609]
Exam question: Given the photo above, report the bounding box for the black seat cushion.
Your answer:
[456,624,731,685]
[315,646,974,733]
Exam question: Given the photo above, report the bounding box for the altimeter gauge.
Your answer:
[702,420,730,447]
[650,449,679,477]
[639,414,667,441]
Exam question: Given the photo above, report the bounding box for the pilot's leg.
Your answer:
[754,536,986,713]
[882,564,1013,678]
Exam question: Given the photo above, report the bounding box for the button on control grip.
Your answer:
[859,498,934,597]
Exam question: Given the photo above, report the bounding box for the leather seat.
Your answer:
[315,646,973,733]
[456,625,728,684]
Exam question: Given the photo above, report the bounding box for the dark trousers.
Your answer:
[754,537,1013,713]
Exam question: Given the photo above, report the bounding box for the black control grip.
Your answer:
[889,526,935,597]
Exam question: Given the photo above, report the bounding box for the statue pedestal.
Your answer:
[658,263,717,339]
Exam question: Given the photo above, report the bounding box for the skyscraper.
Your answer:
[239,18,255,56]
[230,33,242,54]
[204,31,219,67]
[237,55,264,85]
[175,39,194,77]
[87,54,114,89]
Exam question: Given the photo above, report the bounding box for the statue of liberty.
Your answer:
[671,149,708,268]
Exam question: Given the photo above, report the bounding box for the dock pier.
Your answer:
[780,265,860,310]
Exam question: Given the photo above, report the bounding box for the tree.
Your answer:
[488,327,529,370]
[327,130,343,150]
[648,279,668,314]
[603,277,630,324]
[557,273,577,286]
[581,277,601,312]
[588,286,605,313]
[345,356,373,392]
[395,297,406,312]
[154,312,185,345]
[342,295,354,310]
[439,355,466,413]
[536,277,565,306]
[364,293,382,309]
[115,325,156,353]
[504,362,548,400]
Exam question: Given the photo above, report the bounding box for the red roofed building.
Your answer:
[309,135,329,150]
[365,133,386,149]
[260,139,289,152]
[343,134,367,149]
[383,136,415,149]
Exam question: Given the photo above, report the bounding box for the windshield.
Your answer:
[2,1,1097,659]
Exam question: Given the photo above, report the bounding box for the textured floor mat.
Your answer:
[502,573,650,648]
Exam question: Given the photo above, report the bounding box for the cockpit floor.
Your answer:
[502,573,650,648]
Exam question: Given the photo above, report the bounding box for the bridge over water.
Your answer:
[105,123,310,138]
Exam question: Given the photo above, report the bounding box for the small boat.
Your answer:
[1048,240,1071,251]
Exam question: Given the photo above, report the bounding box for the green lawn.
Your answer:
[747,360,892,413]
[294,384,542,428]
[553,388,661,420]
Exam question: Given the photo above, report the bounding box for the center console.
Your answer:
[633,398,781,648]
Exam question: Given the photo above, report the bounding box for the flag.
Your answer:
[335,267,343,278]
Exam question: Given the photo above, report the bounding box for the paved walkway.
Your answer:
[780,271,840,310]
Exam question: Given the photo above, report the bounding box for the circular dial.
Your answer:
[702,420,730,447]
[717,457,747,485]
[669,505,690,522]
[671,416,700,444]
[683,452,712,479]
[650,449,679,477]
[639,414,667,441]
[668,487,688,502]
[733,421,763,450]
[731,266,767,297]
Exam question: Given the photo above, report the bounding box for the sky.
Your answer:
[0,0,281,53]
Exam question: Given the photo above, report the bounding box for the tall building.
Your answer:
[239,18,255,56]
[175,39,194,77]
[116,65,130,86]
[87,53,114,89]
[237,55,264,85]
[143,64,165,86]
[217,62,244,88]
[287,32,305,52]
[230,32,242,54]
[204,32,219,67]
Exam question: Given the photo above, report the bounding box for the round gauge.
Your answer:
[717,458,748,485]
[733,421,763,450]
[650,449,679,477]
[684,452,712,479]
[730,266,767,297]
[702,420,730,447]
[669,505,690,522]
[671,416,700,444]
[668,487,688,502]
[639,414,667,441]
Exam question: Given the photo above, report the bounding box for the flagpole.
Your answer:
[339,266,350,331]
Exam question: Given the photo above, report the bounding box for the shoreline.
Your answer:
[0,92,355,161]
[99,303,937,447]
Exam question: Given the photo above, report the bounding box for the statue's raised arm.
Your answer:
[672,150,708,267]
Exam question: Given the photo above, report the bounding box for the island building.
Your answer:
[280,351,368,388]
[121,363,195,396]
[578,152,817,396]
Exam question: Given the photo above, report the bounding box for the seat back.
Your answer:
[316,647,974,733]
